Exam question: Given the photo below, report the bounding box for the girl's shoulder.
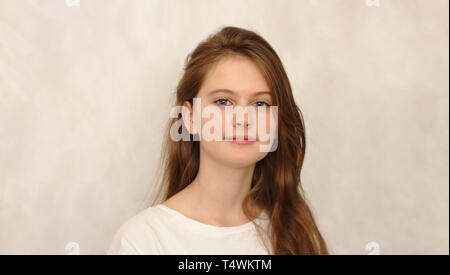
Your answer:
[107,205,165,255]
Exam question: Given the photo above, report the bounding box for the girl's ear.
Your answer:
[182,100,197,135]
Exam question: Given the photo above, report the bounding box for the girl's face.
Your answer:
[183,55,276,168]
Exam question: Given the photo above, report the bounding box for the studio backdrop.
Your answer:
[0,0,448,254]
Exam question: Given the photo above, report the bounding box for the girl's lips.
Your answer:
[229,140,256,145]
[225,136,256,145]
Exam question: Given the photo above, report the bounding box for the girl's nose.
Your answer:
[236,120,249,128]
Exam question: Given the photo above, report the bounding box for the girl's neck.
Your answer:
[166,152,257,226]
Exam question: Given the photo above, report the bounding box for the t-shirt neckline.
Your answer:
[156,203,260,234]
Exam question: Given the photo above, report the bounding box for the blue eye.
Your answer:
[254,101,269,107]
[215,99,231,106]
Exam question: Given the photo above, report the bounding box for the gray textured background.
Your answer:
[0,0,448,254]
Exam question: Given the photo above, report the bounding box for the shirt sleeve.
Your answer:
[107,213,161,255]
[107,230,141,255]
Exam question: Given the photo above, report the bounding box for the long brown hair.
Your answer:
[143,26,328,255]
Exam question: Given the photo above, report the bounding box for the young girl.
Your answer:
[108,26,328,255]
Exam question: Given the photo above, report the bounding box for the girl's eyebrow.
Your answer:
[208,89,272,97]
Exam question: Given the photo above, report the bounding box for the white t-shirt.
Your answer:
[107,203,272,255]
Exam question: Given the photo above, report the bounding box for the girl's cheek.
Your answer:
[200,105,224,137]
[255,111,273,144]
[257,111,271,133]
[266,112,272,134]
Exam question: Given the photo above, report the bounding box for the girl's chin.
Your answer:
[221,154,259,167]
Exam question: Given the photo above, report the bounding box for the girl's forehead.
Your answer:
[199,56,271,97]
